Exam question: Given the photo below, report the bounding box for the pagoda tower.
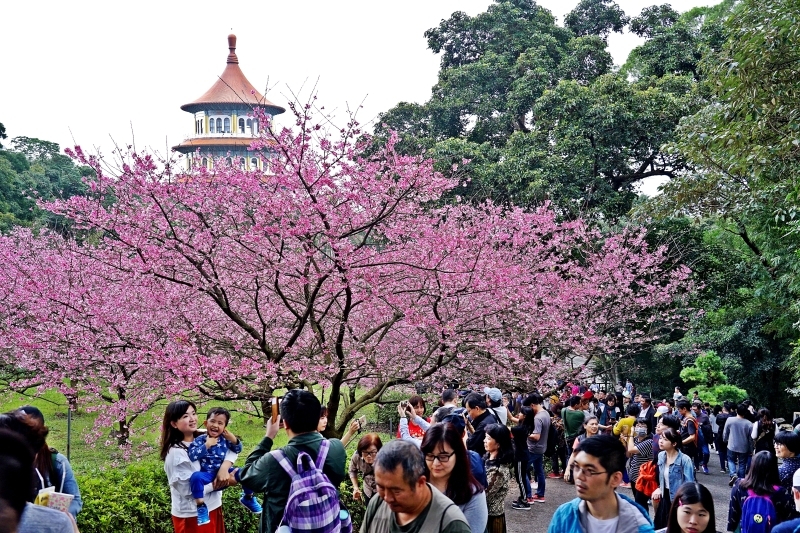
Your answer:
[173,34,285,169]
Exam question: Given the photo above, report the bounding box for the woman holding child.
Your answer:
[160,400,239,533]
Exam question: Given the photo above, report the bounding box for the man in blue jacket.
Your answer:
[548,434,654,533]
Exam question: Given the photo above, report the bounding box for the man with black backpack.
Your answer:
[677,400,700,473]
[241,390,348,533]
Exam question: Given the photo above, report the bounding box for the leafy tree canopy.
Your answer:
[564,0,629,39]
[0,134,92,232]
[375,0,732,219]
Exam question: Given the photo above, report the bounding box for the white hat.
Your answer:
[655,406,669,418]
[793,468,800,488]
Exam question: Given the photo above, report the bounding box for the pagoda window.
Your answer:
[252,119,259,134]
[209,120,215,134]
[202,157,208,168]
[251,157,258,169]
[238,118,245,133]
[246,119,252,133]
[216,118,223,132]
[224,118,231,133]
[225,157,232,166]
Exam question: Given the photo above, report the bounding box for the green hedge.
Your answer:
[75,461,368,533]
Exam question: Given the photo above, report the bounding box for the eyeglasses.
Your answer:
[572,465,608,478]
[425,451,456,464]
[362,451,378,457]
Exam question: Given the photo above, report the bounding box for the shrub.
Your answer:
[76,462,259,533]
[74,458,367,533]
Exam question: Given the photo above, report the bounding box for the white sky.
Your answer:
[1,0,711,190]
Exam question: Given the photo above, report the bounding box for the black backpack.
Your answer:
[545,420,559,456]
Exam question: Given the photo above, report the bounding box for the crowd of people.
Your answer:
[2,382,800,533]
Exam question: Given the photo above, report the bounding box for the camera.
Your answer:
[399,401,409,409]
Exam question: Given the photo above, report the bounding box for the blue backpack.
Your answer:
[741,489,778,533]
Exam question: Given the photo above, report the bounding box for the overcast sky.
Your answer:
[2,0,711,164]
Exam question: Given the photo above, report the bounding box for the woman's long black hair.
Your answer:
[485,423,514,465]
[740,450,780,494]
[666,482,715,533]
[159,400,198,461]
[420,422,483,505]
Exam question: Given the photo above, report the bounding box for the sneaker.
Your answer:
[531,495,546,503]
[720,469,728,474]
[547,473,561,479]
[239,493,263,514]
[729,475,737,487]
[197,503,210,526]
[702,465,709,475]
[512,500,531,510]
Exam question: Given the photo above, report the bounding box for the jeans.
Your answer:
[693,440,710,468]
[528,453,545,497]
[190,467,250,500]
[727,450,749,479]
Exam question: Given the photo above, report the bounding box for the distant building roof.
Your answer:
[180,34,285,116]
[173,137,260,154]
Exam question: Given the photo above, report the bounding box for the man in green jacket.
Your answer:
[240,389,347,533]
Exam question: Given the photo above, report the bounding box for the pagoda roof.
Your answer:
[172,137,262,154]
[180,35,285,116]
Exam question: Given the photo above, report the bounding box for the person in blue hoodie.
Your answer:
[18,406,82,519]
[548,434,654,533]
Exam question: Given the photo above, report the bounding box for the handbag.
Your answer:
[635,461,658,497]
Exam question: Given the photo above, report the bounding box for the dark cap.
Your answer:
[18,405,45,423]
[441,412,467,434]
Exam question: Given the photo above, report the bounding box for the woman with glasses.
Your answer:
[420,423,488,533]
[348,433,382,504]
[652,427,696,529]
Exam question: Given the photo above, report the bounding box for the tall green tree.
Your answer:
[376,0,729,219]
[0,136,92,232]
[640,0,800,400]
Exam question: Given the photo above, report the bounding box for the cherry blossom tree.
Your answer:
[0,102,693,440]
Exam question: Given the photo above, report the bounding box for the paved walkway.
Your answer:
[505,458,733,533]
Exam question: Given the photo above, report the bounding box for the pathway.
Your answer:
[505,457,733,533]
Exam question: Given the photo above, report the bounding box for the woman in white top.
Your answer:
[160,400,238,533]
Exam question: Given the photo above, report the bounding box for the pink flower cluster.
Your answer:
[0,104,693,443]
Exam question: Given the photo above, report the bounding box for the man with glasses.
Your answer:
[362,440,470,533]
[548,434,654,533]
[464,392,496,457]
